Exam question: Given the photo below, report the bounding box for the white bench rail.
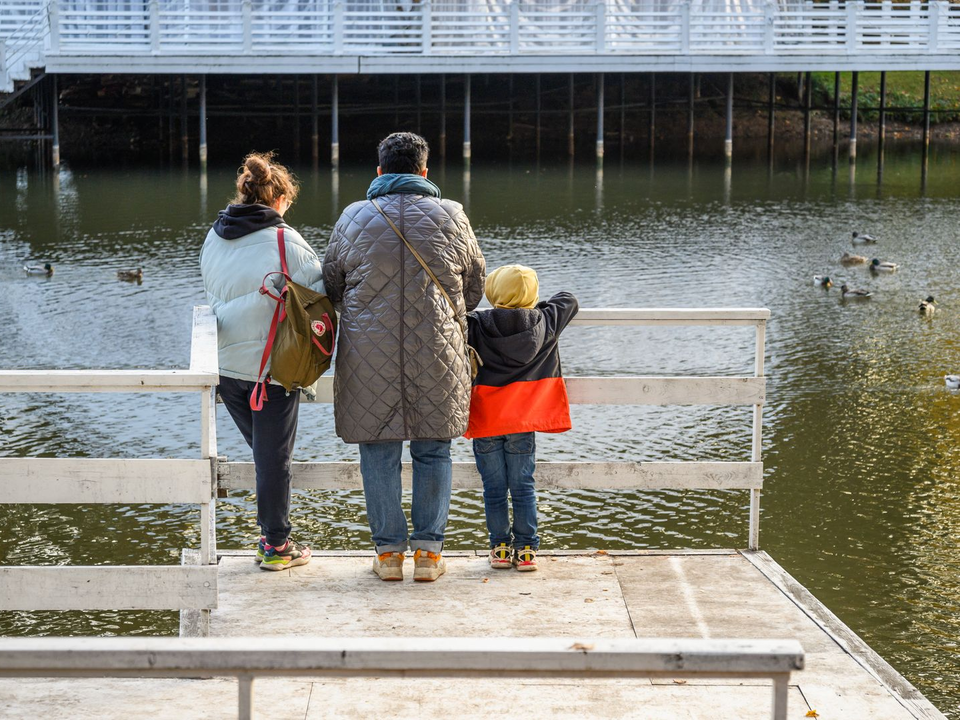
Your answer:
[0,636,804,720]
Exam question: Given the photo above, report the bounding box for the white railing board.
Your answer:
[0,636,804,676]
[568,308,769,326]
[0,566,218,611]
[0,369,218,392]
[218,460,763,491]
[296,375,764,406]
[189,305,219,376]
[0,458,213,504]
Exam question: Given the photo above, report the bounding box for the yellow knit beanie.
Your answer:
[486,265,539,309]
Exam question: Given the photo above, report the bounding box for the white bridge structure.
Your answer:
[2,0,960,91]
[0,306,949,719]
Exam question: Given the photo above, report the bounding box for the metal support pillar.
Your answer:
[331,75,339,167]
[878,71,887,149]
[567,73,575,157]
[180,76,188,164]
[293,76,300,160]
[199,75,208,167]
[595,73,604,163]
[724,73,733,162]
[922,70,931,150]
[687,73,695,158]
[168,76,175,160]
[767,73,775,163]
[393,75,399,126]
[648,73,655,158]
[849,72,858,162]
[619,72,625,160]
[415,74,421,133]
[50,75,59,168]
[439,74,447,159]
[535,74,541,159]
[507,74,514,142]
[832,72,841,155]
[311,74,319,169]
[463,74,471,164]
[802,71,812,161]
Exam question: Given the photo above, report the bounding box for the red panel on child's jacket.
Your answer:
[465,292,579,440]
[466,377,572,438]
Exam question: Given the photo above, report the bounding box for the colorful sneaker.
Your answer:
[259,539,311,571]
[514,546,538,572]
[489,543,513,569]
[413,549,446,582]
[255,536,266,564]
[372,552,405,581]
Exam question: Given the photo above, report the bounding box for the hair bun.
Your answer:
[246,155,272,185]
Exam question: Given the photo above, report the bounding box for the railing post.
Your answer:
[679,1,690,54]
[748,319,765,551]
[0,40,6,89]
[595,0,606,53]
[150,0,160,53]
[421,0,432,54]
[771,673,789,720]
[510,0,520,54]
[928,0,942,52]
[48,0,60,53]
[763,1,775,54]
[845,0,858,54]
[242,0,252,52]
[238,675,255,720]
[333,1,344,55]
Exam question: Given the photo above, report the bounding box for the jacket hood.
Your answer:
[213,204,284,240]
[471,308,545,367]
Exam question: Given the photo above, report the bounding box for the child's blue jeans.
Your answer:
[472,432,539,550]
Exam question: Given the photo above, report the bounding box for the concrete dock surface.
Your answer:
[0,550,945,719]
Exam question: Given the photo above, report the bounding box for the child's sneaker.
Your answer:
[372,552,405,581]
[255,536,266,564]
[413,549,446,582]
[259,539,311,571]
[514,546,538,572]
[489,543,513,569]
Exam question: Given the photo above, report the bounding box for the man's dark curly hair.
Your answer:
[377,132,429,174]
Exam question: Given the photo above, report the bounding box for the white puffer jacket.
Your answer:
[200,204,324,383]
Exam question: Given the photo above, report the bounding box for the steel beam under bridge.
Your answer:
[43,54,960,75]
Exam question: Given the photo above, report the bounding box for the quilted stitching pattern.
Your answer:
[323,193,485,443]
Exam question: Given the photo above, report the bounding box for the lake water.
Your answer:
[1,145,958,715]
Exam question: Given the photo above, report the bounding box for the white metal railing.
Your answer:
[2,0,959,59]
[0,636,805,720]
[0,306,766,621]
[0,306,220,620]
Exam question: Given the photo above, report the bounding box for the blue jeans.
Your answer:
[473,432,539,550]
[358,440,452,555]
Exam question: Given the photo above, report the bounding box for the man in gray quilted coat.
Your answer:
[323,132,485,583]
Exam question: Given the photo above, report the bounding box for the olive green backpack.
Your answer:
[250,226,337,410]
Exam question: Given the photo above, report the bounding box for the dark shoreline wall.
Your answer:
[2,72,958,168]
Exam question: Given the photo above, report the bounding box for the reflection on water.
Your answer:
[1,146,959,713]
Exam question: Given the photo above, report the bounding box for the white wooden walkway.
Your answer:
[0,550,945,719]
[3,0,960,90]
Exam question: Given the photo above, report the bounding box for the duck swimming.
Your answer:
[919,296,935,316]
[840,284,872,299]
[852,232,877,244]
[946,375,960,390]
[840,252,868,265]
[117,268,143,282]
[813,275,833,288]
[870,258,899,273]
[24,263,53,276]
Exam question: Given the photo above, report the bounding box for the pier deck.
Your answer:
[0,550,943,719]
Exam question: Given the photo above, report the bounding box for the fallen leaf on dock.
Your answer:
[594,550,609,556]
[672,680,687,685]
[569,643,594,652]
[482,578,489,583]
[805,712,819,718]
[584,598,594,603]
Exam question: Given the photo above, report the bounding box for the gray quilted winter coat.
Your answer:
[323,192,485,443]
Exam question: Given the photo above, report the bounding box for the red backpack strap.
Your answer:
[248,225,290,411]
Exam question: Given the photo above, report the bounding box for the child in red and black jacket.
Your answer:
[466,265,579,572]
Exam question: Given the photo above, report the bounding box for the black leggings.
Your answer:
[218,376,300,546]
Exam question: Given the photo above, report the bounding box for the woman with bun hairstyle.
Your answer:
[200,151,323,571]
